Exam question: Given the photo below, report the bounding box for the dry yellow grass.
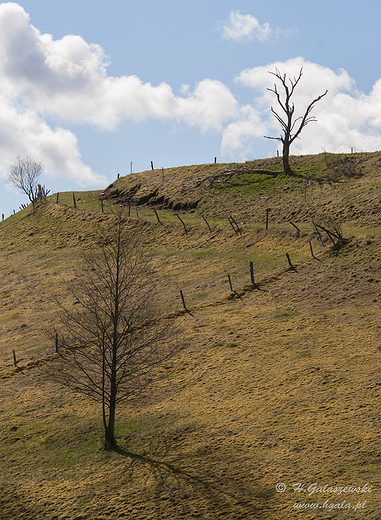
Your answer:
[0,155,381,519]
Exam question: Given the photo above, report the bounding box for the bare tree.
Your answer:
[265,68,328,175]
[54,214,179,451]
[8,156,48,207]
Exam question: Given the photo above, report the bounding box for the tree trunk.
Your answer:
[282,140,292,175]
[104,391,116,450]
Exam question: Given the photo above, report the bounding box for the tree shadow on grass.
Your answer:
[112,442,264,518]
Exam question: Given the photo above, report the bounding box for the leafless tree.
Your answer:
[8,156,48,207]
[265,68,328,175]
[54,214,179,451]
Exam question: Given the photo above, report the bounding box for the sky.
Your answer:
[1,0,381,215]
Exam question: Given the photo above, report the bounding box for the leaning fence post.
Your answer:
[56,192,59,204]
[230,215,241,235]
[13,350,17,367]
[309,240,314,258]
[72,193,77,209]
[228,274,233,292]
[175,214,188,235]
[201,214,212,232]
[153,208,162,224]
[101,200,104,213]
[180,290,188,312]
[289,220,300,238]
[286,253,295,270]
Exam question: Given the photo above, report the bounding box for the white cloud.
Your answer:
[3,3,381,184]
[221,57,381,159]
[219,10,296,43]
[0,3,238,184]
[0,3,237,131]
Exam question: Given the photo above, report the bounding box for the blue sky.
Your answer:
[1,0,381,214]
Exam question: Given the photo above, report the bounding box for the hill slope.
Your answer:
[0,154,381,519]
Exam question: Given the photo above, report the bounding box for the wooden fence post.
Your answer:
[309,240,314,258]
[153,208,162,224]
[13,350,17,367]
[151,161,154,170]
[250,261,255,284]
[180,290,188,311]
[72,193,77,209]
[312,221,324,245]
[56,192,59,204]
[228,216,241,236]
[201,214,212,232]
[228,274,233,292]
[289,220,300,238]
[55,332,59,353]
[266,208,271,231]
[286,253,295,270]
[175,214,188,235]
[230,216,241,235]
[101,200,104,213]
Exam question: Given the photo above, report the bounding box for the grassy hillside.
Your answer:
[0,153,381,519]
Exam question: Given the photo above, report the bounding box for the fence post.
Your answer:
[266,208,271,231]
[286,253,295,270]
[228,216,240,236]
[101,200,104,213]
[180,290,188,311]
[153,208,162,224]
[13,350,17,367]
[289,220,300,238]
[151,161,154,170]
[250,261,254,285]
[228,274,233,292]
[175,214,188,235]
[56,192,59,204]
[309,240,314,258]
[72,193,77,209]
[201,214,212,232]
[55,332,59,353]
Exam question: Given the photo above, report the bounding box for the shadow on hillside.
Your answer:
[112,443,263,517]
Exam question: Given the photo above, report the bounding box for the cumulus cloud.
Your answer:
[3,3,381,184]
[0,3,238,184]
[221,57,381,159]
[219,10,295,43]
[0,3,237,130]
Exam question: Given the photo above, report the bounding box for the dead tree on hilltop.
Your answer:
[265,68,328,175]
